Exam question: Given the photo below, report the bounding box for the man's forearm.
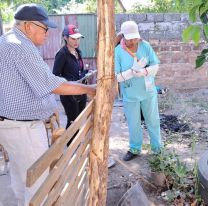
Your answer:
[52,82,96,96]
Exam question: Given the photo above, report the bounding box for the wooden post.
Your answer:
[89,0,116,205]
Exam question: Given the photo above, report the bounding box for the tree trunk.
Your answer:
[89,0,116,205]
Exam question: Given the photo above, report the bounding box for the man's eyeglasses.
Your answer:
[30,22,49,33]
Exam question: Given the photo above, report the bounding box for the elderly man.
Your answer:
[0,4,96,206]
[115,21,162,161]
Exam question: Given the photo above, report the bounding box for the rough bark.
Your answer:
[89,0,116,205]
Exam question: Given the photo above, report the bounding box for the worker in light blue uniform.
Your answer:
[115,21,162,161]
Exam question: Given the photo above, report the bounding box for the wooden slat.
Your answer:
[75,174,89,206]
[57,153,89,206]
[84,188,90,203]
[75,172,89,206]
[29,118,92,206]
[78,156,89,178]
[85,197,90,206]
[63,170,88,206]
[42,135,91,206]
[75,183,86,206]
[40,131,91,206]
[62,157,89,206]
[54,145,90,206]
[26,100,94,187]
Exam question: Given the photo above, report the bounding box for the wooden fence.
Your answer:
[26,99,95,206]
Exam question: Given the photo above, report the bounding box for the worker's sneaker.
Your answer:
[123,151,138,161]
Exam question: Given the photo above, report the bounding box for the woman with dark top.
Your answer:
[53,24,87,129]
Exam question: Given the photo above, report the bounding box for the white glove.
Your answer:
[146,64,159,76]
[116,69,134,82]
[132,69,146,77]
[138,57,147,68]
[131,57,147,72]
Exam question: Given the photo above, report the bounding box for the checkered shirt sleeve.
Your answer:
[0,27,67,120]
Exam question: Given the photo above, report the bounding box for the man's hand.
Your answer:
[87,84,96,96]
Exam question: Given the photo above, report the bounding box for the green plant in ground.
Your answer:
[148,148,178,174]
[191,134,197,159]
[142,144,151,150]
[158,91,177,112]
[148,145,201,204]
[173,158,188,186]
[191,135,204,204]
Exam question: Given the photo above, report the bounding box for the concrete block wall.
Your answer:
[115,14,208,90]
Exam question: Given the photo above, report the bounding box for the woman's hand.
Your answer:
[132,69,147,77]
[131,57,147,72]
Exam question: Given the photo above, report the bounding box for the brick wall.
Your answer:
[152,40,208,90]
[115,14,208,90]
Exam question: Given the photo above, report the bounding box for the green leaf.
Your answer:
[196,49,208,68]
[201,48,208,55]
[200,13,208,24]
[182,25,201,45]
[199,6,208,17]
[199,2,208,16]
[182,26,193,42]
[192,27,201,45]
[189,4,200,22]
[203,25,208,38]
[196,54,206,68]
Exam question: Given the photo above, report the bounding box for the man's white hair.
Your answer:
[14,19,24,26]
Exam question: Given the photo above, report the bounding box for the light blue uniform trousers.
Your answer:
[123,93,162,153]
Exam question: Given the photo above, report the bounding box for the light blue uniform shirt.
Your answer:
[115,40,160,102]
[0,27,67,120]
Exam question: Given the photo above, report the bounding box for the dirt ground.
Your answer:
[107,88,208,206]
[0,88,208,206]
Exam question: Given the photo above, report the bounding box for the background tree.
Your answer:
[130,0,195,13]
[0,0,123,23]
[54,0,123,14]
[182,0,208,68]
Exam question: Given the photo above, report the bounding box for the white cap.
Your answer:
[121,21,140,40]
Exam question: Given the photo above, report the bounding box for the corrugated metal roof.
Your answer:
[41,14,97,62]
[77,14,97,58]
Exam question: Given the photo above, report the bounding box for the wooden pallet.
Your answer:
[26,100,94,206]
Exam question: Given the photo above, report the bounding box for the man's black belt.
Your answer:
[0,116,38,122]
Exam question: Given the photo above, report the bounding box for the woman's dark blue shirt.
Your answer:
[53,45,86,81]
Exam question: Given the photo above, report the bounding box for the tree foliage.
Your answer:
[0,0,123,22]
[182,0,208,68]
[0,0,82,23]
[53,0,123,14]
[54,0,97,14]
[130,0,195,13]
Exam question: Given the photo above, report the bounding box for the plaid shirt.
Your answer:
[0,27,66,120]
